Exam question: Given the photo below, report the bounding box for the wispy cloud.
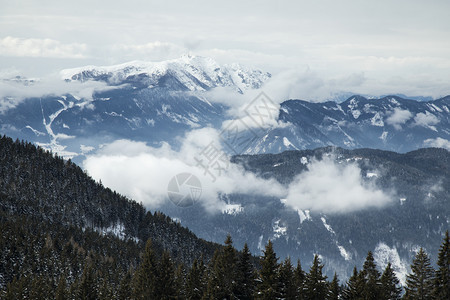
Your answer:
[0,36,87,58]
[413,112,440,131]
[423,137,450,150]
[0,75,118,113]
[386,108,413,130]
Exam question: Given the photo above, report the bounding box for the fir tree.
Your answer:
[186,259,206,299]
[30,275,49,300]
[257,240,280,299]
[327,273,340,300]
[380,262,402,300]
[99,278,113,300]
[278,257,297,299]
[405,248,434,300]
[235,243,256,300]
[205,235,237,299]
[133,239,158,299]
[361,251,381,300]
[433,230,450,299]
[77,264,98,300]
[294,259,306,300]
[155,250,176,299]
[55,275,67,300]
[342,267,363,300]
[304,254,328,300]
[174,263,187,299]
[117,271,132,300]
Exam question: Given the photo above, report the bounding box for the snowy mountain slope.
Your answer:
[245,95,450,154]
[0,56,270,162]
[61,54,271,93]
[1,57,449,162]
[160,147,449,280]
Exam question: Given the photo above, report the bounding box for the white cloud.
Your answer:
[0,75,119,113]
[285,156,391,213]
[84,132,392,214]
[112,41,187,62]
[1,1,450,98]
[0,36,87,58]
[413,112,440,131]
[83,128,285,213]
[386,108,413,130]
[423,138,450,150]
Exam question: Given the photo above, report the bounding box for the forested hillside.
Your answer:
[1,136,449,299]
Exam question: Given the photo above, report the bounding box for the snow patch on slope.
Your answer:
[321,217,352,260]
[222,204,243,215]
[374,242,409,285]
[298,209,311,224]
[273,219,287,239]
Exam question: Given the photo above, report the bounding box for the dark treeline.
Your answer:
[2,230,449,299]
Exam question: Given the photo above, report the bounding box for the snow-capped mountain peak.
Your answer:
[60,55,271,93]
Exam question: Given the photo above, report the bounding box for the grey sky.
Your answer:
[1,0,450,99]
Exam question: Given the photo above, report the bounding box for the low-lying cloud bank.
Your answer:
[83,128,285,213]
[286,156,391,213]
[83,128,392,214]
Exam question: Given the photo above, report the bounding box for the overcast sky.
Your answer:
[1,0,450,99]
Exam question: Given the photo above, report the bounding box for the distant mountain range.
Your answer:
[0,56,268,161]
[1,56,449,163]
[245,95,450,154]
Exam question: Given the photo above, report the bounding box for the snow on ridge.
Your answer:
[298,209,311,224]
[283,137,299,149]
[321,217,352,260]
[60,55,270,92]
[257,235,264,251]
[321,217,336,235]
[374,242,408,285]
[338,245,351,261]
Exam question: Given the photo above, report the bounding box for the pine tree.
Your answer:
[155,250,176,299]
[433,230,450,299]
[342,267,363,300]
[205,235,237,299]
[380,262,402,300]
[405,247,434,300]
[55,275,67,300]
[99,278,113,300]
[294,259,306,300]
[205,249,221,299]
[361,251,381,300]
[174,263,187,299]
[118,271,132,300]
[257,240,280,299]
[186,258,206,299]
[222,234,238,297]
[327,273,340,300]
[133,239,158,299]
[278,257,297,299]
[78,264,98,300]
[235,243,256,300]
[30,275,49,299]
[304,254,328,300]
